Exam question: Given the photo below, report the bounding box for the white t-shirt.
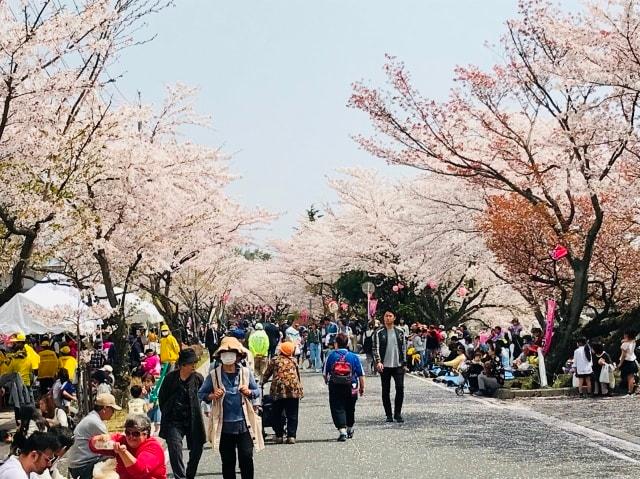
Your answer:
[621,340,637,361]
[574,346,593,375]
[0,455,28,479]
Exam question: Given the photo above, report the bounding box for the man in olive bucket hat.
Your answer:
[158,348,206,479]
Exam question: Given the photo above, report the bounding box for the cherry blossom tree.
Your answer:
[349,0,640,371]
[0,0,170,305]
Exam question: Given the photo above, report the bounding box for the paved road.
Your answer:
[189,370,640,479]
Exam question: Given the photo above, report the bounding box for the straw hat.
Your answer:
[214,337,246,358]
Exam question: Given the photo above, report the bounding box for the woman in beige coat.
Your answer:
[199,337,263,479]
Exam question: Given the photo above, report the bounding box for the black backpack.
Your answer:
[330,353,353,385]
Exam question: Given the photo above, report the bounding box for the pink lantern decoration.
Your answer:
[300,309,309,324]
[427,280,438,290]
[392,285,399,292]
[397,283,404,290]
[457,286,468,297]
[550,244,568,261]
[340,302,348,311]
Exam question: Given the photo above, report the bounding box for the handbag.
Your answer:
[598,364,609,383]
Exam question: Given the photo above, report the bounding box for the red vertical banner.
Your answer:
[543,298,556,355]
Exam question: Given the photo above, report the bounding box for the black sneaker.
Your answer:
[347,428,354,439]
[337,433,347,442]
[394,415,404,423]
[385,416,394,423]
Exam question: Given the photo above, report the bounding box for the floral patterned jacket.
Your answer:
[262,355,304,399]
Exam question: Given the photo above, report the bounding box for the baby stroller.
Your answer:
[432,365,463,387]
[455,362,483,396]
[259,380,288,439]
[259,381,276,438]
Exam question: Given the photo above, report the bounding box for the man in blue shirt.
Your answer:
[323,333,365,441]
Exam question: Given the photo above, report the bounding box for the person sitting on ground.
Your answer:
[442,345,467,372]
[66,393,120,479]
[476,360,500,397]
[34,425,75,479]
[128,385,147,416]
[0,430,60,479]
[38,395,68,429]
[11,405,48,455]
[90,414,166,479]
[513,344,535,371]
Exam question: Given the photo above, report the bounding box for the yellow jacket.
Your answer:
[160,334,180,363]
[0,352,9,376]
[38,350,59,379]
[9,351,34,386]
[25,344,40,370]
[443,353,467,372]
[58,355,78,381]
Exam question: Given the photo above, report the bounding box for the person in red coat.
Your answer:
[90,414,166,479]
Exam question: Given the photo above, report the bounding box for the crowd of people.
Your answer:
[0,311,637,479]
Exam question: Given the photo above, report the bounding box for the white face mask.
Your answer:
[161,331,168,337]
[220,352,237,365]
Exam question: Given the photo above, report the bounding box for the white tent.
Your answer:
[0,293,68,334]
[93,285,163,324]
[0,275,98,334]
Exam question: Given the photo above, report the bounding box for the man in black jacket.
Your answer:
[372,311,407,423]
[159,348,206,479]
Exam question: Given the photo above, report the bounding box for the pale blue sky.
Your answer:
[116,1,522,243]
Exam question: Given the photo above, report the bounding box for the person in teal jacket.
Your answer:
[248,324,269,380]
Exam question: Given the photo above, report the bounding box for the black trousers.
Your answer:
[165,423,204,479]
[380,367,404,417]
[272,397,299,438]
[219,431,254,479]
[328,383,357,429]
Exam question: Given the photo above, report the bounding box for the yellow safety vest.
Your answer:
[38,350,59,379]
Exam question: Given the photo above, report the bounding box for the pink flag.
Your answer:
[368,298,378,318]
[543,298,556,355]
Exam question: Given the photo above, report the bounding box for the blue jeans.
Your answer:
[309,343,322,370]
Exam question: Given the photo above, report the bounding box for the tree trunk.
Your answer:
[545,262,590,378]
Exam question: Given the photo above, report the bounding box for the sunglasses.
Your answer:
[125,429,144,438]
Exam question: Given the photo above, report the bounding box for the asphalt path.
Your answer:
[188,368,640,479]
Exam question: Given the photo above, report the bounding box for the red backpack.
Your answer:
[330,353,353,385]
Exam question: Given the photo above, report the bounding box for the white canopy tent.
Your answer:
[93,285,163,324]
[0,277,163,335]
[0,274,98,334]
[0,293,65,335]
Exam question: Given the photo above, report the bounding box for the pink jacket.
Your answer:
[142,354,161,376]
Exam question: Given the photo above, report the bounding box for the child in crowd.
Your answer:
[127,385,146,416]
[142,373,161,435]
